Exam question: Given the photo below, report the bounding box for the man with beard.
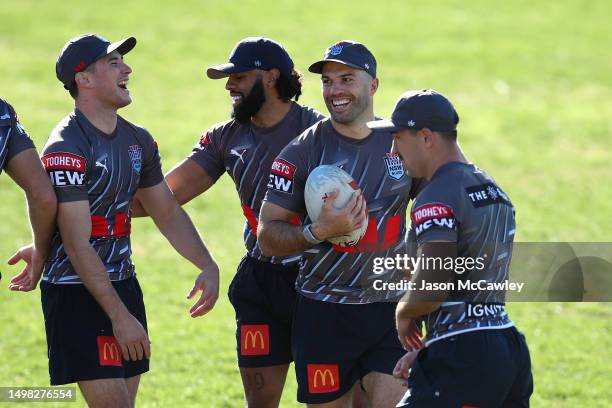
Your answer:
[1,99,56,292]
[132,37,324,407]
[258,41,421,407]
[36,34,219,407]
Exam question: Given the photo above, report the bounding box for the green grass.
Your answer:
[1,0,611,406]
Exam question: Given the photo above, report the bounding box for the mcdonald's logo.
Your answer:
[240,325,269,356]
[307,364,340,394]
[97,336,122,366]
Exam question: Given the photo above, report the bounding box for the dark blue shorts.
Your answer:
[228,256,299,368]
[292,294,404,404]
[40,277,149,385]
[397,326,533,407]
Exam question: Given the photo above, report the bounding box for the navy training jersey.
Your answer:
[0,99,35,173]
[407,162,516,345]
[41,109,164,284]
[264,119,422,304]
[189,102,324,265]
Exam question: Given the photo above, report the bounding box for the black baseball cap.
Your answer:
[56,34,136,90]
[206,37,294,79]
[308,40,377,78]
[367,89,459,132]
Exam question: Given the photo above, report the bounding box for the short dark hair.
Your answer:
[67,63,96,100]
[275,69,303,102]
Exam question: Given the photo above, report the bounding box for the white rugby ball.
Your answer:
[305,165,368,247]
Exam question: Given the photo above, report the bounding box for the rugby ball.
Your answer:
[305,165,368,247]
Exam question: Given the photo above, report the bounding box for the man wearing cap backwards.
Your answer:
[368,90,533,407]
[35,34,219,407]
[131,37,324,407]
[258,40,422,407]
[0,99,57,291]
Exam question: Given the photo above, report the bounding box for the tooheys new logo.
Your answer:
[42,152,86,187]
[411,203,456,236]
[268,159,296,193]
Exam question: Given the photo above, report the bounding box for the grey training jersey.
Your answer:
[407,162,515,345]
[264,119,421,304]
[42,109,164,284]
[189,102,324,265]
[0,99,35,173]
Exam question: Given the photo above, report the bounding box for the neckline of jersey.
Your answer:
[74,109,119,140]
[431,161,473,180]
[326,119,379,146]
[249,101,298,136]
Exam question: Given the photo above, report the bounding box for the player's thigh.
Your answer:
[239,364,290,407]
[306,381,361,408]
[361,371,405,408]
[78,378,131,408]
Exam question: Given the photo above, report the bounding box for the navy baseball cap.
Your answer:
[308,40,377,78]
[56,34,136,90]
[367,89,459,132]
[206,37,294,79]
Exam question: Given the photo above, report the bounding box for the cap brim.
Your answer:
[206,63,253,79]
[108,37,137,56]
[308,59,365,74]
[366,119,403,132]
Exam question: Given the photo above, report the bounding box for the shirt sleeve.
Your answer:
[263,138,308,214]
[3,103,35,167]
[410,188,459,245]
[41,132,90,203]
[187,126,225,182]
[138,129,164,188]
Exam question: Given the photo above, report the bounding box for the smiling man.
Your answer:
[131,37,324,407]
[38,34,219,407]
[258,41,422,407]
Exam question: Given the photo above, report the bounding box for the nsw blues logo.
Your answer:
[329,42,345,56]
[128,145,142,174]
[383,153,405,180]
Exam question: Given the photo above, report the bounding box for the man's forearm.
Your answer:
[26,189,57,256]
[258,220,314,257]
[64,242,129,321]
[152,203,216,270]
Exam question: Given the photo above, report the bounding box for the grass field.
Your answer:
[1,0,611,406]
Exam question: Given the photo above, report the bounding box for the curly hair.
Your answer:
[275,69,303,102]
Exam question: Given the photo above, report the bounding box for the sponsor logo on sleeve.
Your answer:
[268,159,296,194]
[97,335,122,366]
[128,145,142,174]
[240,324,270,356]
[383,153,405,180]
[42,152,87,187]
[198,132,210,149]
[465,183,511,208]
[307,364,340,394]
[411,203,456,236]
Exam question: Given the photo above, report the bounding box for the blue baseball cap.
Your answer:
[206,37,294,79]
[367,89,459,132]
[308,40,377,78]
[56,34,136,90]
